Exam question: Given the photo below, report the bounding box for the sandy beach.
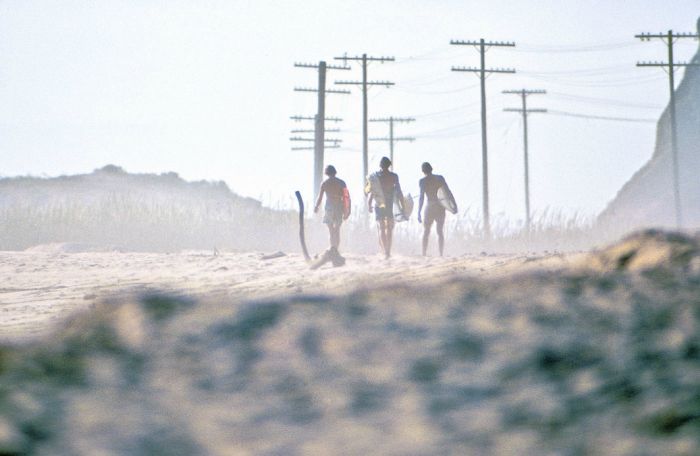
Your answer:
[2,231,700,454]
[0,245,572,343]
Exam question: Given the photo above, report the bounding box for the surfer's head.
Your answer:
[325,165,337,177]
[379,156,392,170]
[421,162,433,175]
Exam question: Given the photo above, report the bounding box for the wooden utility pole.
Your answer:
[451,39,515,239]
[294,61,351,197]
[334,54,394,190]
[636,30,700,229]
[503,89,547,234]
[369,117,416,169]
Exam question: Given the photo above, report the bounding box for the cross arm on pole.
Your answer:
[290,116,343,122]
[452,66,516,74]
[290,137,343,143]
[637,61,700,67]
[502,89,547,95]
[291,128,341,134]
[333,55,395,63]
[294,87,351,94]
[369,117,416,123]
[294,62,352,70]
[335,80,395,87]
[636,32,699,41]
[450,40,515,47]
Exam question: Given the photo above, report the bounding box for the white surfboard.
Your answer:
[394,192,414,222]
[437,185,458,214]
[365,172,386,209]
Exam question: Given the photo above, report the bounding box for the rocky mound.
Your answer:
[1,231,700,455]
[583,229,700,272]
[599,18,700,232]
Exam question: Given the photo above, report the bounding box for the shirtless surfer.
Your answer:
[418,162,454,256]
[367,157,404,259]
[314,165,349,252]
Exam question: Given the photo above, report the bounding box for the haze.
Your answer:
[1,0,697,223]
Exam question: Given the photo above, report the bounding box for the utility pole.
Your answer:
[503,89,547,234]
[369,117,416,169]
[636,30,700,230]
[294,61,351,197]
[451,38,515,239]
[334,54,394,190]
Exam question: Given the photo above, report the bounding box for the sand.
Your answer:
[2,231,699,455]
[0,245,570,344]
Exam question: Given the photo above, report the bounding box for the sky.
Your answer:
[1,0,699,226]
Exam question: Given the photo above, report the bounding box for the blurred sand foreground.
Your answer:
[0,245,571,343]
[2,230,700,455]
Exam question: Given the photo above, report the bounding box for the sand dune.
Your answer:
[1,230,699,455]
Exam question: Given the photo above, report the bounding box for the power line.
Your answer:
[413,102,481,119]
[518,64,632,76]
[548,109,656,123]
[547,91,663,109]
[393,83,481,96]
[521,72,666,88]
[513,41,643,53]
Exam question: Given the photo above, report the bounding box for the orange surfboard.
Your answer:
[342,187,351,219]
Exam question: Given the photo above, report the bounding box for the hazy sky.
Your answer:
[1,1,698,225]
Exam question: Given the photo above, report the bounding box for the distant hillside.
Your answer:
[0,165,297,251]
[599,18,700,233]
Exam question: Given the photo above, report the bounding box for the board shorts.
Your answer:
[323,201,344,225]
[424,203,446,226]
[375,201,394,221]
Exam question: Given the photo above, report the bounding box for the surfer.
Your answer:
[417,162,454,256]
[367,157,404,259]
[314,165,349,252]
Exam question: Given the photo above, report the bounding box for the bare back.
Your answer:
[377,170,399,205]
[420,174,446,205]
[322,176,346,204]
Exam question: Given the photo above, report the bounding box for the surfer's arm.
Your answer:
[417,180,425,222]
[367,192,374,213]
[314,183,324,213]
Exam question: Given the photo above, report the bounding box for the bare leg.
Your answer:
[330,224,341,249]
[385,219,394,258]
[436,218,445,256]
[327,224,334,249]
[377,220,387,254]
[422,220,433,256]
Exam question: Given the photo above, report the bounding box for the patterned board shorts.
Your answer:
[374,205,394,221]
[324,202,344,225]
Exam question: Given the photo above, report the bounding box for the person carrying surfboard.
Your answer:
[314,165,350,252]
[418,162,457,256]
[367,156,404,259]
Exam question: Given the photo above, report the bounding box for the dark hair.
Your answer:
[379,156,392,169]
[421,162,433,173]
[325,165,337,176]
